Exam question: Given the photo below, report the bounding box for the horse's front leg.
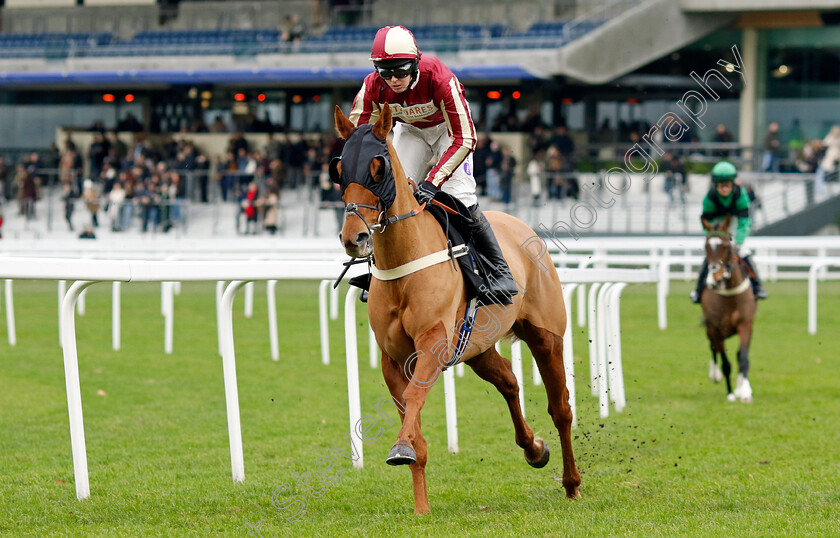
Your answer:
[386,321,448,514]
[381,352,431,514]
[734,322,754,402]
[707,327,731,395]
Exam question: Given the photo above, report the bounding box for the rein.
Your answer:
[344,200,427,236]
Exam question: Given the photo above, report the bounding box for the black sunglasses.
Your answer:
[376,64,413,80]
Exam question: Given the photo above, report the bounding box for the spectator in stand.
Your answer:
[217,152,237,202]
[712,123,733,157]
[485,140,502,201]
[286,134,308,188]
[815,125,840,196]
[289,14,306,43]
[16,164,40,219]
[499,144,517,205]
[175,142,200,200]
[137,177,162,232]
[162,172,182,232]
[59,146,83,193]
[472,135,489,196]
[210,115,230,133]
[520,105,546,133]
[0,157,11,200]
[117,112,143,133]
[527,124,550,156]
[41,144,61,185]
[228,132,249,156]
[107,181,126,231]
[820,125,840,178]
[89,132,110,181]
[130,134,150,166]
[544,145,565,200]
[262,178,280,235]
[62,183,76,231]
[319,161,343,231]
[527,149,544,206]
[89,120,106,134]
[189,117,209,133]
[797,140,821,174]
[235,148,257,189]
[761,121,782,173]
[81,179,100,228]
[662,152,686,204]
[118,170,136,231]
[549,125,575,159]
[239,180,260,234]
[100,161,118,193]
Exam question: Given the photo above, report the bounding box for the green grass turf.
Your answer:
[1,279,838,537]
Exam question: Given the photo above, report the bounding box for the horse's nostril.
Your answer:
[338,232,343,242]
[355,232,370,246]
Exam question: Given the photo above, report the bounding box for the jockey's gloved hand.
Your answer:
[415,180,438,206]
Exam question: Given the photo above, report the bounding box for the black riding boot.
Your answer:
[690,259,709,304]
[468,205,519,303]
[741,254,767,299]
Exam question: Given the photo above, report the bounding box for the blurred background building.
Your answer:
[0,0,838,239]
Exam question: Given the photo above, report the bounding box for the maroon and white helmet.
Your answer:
[370,25,421,62]
[370,26,421,87]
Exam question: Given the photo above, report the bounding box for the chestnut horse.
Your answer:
[701,217,757,402]
[332,104,580,514]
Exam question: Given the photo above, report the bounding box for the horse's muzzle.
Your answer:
[342,231,372,258]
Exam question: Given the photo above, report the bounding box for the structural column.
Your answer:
[738,27,759,162]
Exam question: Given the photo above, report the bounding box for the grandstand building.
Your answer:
[0,0,837,149]
[0,0,838,237]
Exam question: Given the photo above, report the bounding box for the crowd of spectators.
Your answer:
[0,115,353,237]
[2,110,838,238]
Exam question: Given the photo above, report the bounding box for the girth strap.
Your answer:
[372,244,469,281]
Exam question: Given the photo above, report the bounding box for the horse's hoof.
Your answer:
[526,439,550,469]
[726,393,736,402]
[386,442,416,466]
[565,485,581,499]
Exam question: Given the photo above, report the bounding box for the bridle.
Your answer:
[343,197,426,238]
[706,230,742,289]
[331,123,426,241]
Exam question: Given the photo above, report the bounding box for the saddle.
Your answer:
[348,191,507,305]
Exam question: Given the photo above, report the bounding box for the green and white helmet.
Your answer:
[711,161,737,183]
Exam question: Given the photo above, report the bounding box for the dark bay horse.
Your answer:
[332,104,580,514]
[701,217,757,402]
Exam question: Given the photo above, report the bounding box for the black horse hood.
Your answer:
[330,123,395,209]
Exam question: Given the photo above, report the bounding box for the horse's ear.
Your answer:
[701,219,712,232]
[372,103,393,140]
[370,155,388,183]
[335,106,354,140]
[722,215,731,231]
[329,157,342,185]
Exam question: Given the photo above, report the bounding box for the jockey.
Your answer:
[349,25,518,301]
[690,160,767,303]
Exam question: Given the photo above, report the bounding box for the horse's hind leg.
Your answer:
[381,351,430,514]
[515,319,581,499]
[467,346,547,467]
